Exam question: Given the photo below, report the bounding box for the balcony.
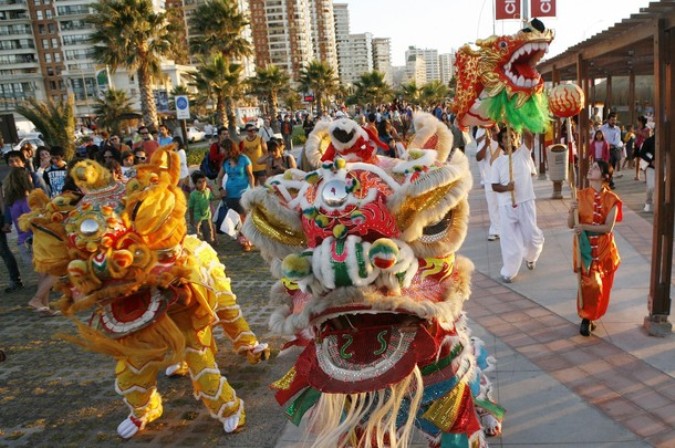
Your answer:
[0,11,29,21]
[0,0,27,9]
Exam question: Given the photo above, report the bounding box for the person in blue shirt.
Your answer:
[216,144,254,251]
[157,124,174,146]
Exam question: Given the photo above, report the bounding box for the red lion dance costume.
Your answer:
[20,148,269,439]
[242,113,504,447]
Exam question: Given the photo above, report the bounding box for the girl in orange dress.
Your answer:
[568,160,622,336]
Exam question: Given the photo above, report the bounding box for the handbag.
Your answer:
[219,208,242,239]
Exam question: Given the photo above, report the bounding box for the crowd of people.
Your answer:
[0,125,190,314]
[0,106,660,337]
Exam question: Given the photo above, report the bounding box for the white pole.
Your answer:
[522,0,529,25]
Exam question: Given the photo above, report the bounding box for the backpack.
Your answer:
[200,153,219,179]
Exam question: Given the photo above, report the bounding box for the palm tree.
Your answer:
[283,91,301,119]
[92,88,135,136]
[348,71,393,110]
[298,60,339,116]
[248,65,290,131]
[190,54,244,134]
[189,0,251,61]
[420,80,449,109]
[16,96,76,160]
[397,81,420,105]
[88,0,178,128]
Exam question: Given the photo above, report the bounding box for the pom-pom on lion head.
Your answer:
[71,159,115,194]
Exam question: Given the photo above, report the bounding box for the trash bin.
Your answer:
[546,144,568,199]
[547,144,568,182]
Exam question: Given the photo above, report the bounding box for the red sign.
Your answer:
[531,0,556,17]
[495,0,521,20]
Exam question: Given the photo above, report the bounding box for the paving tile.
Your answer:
[551,366,590,384]
[650,403,675,426]
[545,338,577,353]
[620,412,671,438]
[532,353,570,371]
[595,396,643,420]
[578,359,614,376]
[572,381,621,403]
[601,374,646,396]
[625,388,674,412]
[560,349,599,365]
[647,428,675,448]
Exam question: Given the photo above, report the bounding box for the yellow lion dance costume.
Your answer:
[20,148,269,439]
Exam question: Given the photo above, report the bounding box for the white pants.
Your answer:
[485,187,500,237]
[498,199,545,279]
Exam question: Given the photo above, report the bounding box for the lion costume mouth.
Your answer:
[503,40,549,88]
[298,309,438,393]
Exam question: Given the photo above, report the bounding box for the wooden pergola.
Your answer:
[538,0,674,336]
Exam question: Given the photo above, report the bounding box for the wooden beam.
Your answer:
[539,7,675,78]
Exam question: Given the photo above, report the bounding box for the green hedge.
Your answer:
[186,147,207,166]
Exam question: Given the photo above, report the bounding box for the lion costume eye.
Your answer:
[420,211,453,243]
[498,40,508,49]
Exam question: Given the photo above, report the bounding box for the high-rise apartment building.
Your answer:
[372,37,391,84]
[249,0,314,79]
[439,52,455,85]
[0,0,60,113]
[340,32,373,84]
[308,0,337,73]
[0,0,193,121]
[405,46,440,83]
[405,54,426,86]
[332,3,350,84]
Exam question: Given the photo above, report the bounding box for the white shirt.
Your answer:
[600,123,623,148]
[489,144,536,207]
[259,126,274,142]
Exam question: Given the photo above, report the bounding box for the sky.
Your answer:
[340,0,653,66]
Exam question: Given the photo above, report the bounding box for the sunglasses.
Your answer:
[140,132,149,136]
[135,156,146,161]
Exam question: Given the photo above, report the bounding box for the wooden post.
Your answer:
[644,18,672,336]
[605,75,613,116]
[576,54,590,190]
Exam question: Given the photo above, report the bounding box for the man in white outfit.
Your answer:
[489,128,545,283]
[476,125,502,241]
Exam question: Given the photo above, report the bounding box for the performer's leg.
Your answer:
[596,270,615,319]
[518,200,545,264]
[498,206,522,279]
[115,359,163,439]
[184,325,246,433]
[578,269,603,321]
[485,188,500,238]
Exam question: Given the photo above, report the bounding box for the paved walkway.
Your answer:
[276,152,675,447]
[1,153,673,447]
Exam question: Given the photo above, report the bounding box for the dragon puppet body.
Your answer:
[242,113,504,447]
[453,18,554,133]
[20,148,269,439]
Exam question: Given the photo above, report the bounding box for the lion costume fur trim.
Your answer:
[268,255,474,335]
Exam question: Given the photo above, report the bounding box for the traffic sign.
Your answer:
[175,95,190,119]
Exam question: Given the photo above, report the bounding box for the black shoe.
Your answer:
[4,282,24,293]
[579,319,593,337]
